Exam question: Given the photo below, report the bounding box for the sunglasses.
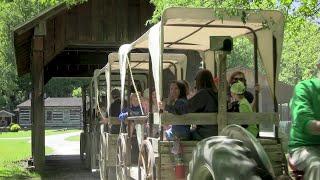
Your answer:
[233,77,245,81]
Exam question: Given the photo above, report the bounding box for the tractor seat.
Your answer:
[288,156,304,179]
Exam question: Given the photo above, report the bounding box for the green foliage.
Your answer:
[150,0,320,84]
[72,87,82,97]
[0,0,87,110]
[9,124,21,132]
[45,78,88,97]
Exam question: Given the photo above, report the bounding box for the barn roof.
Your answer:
[13,0,154,77]
[17,97,82,108]
[13,3,67,76]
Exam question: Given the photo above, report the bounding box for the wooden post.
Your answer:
[217,53,227,133]
[31,24,46,171]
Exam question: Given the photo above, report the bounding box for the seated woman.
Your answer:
[228,71,260,112]
[230,81,258,137]
[159,80,190,140]
[188,69,219,140]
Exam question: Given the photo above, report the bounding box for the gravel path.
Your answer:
[45,131,81,155]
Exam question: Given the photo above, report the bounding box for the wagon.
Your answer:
[115,7,287,180]
[84,52,188,179]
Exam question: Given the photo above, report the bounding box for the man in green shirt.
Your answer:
[289,59,320,179]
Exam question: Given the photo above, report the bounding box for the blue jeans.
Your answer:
[165,125,190,140]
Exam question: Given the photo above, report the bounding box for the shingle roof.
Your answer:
[0,110,15,117]
[17,97,82,107]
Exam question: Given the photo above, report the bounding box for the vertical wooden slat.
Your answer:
[116,0,128,42]
[217,53,227,133]
[31,35,45,171]
[77,1,92,41]
[54,12,66,52]
[66,8,78,41]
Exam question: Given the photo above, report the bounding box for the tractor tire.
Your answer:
[188,136,262,180]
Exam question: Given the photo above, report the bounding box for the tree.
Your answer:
[0,0,86,110]
[72,87,82,97]
[149,0,320,84]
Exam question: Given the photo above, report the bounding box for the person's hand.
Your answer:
[254,84,261,93]
[118,112,128,122]
[99,117,108,124]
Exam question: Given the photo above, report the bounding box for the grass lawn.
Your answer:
[0,139,47,179]
[65,135,80,141]
[0,133,57,179]
[0,129,81,138]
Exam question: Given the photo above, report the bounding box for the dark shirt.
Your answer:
[130,105,142,116]
[109,99,126,134]
[188,88,218,140]
[165,98,190,140]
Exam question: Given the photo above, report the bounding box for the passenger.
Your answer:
[159,80,190,140]
[182,80,195,99]
[288,59,320,180]
[188,69,218,140]
[230,81,258,137]
[129,92,143,116]
[228,71,260,112]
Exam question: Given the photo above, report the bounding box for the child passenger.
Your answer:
[230,81,258,137]
[159,80,190,140]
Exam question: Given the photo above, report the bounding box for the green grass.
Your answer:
[0,128,78,178]
[0,138,54,179]
[65,135,80,141]
[0,139,38,179]
[0,129,81,138]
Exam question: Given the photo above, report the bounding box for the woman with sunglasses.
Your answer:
[228,71,259,112]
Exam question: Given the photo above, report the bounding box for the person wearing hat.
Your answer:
[230,81,258,137]
[288,57,320,180]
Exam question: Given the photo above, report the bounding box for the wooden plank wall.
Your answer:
[65,0,153,45]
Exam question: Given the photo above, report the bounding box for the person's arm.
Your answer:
[239,101,252,113]
[165,99,188,115]
[290,82,318,135]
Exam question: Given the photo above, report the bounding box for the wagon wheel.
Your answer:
[116,133,128,180]
[99,131,108,180]
[138,140,156,180]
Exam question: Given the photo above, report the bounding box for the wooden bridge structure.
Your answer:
[13,0,154,171]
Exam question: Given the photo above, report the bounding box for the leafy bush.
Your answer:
[10,124,21,132]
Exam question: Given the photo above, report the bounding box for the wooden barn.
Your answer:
[13,0,154,171]
[17,97,82,128]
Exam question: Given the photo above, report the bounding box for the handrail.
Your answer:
[158,112,279,126]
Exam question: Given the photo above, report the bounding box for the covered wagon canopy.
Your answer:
[124,7,285,102]
[100,52,187,110]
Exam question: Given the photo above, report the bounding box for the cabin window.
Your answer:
[70,109,80,121]
[19,109,30,122]
[53,111,63,121]
[46,111,52,121]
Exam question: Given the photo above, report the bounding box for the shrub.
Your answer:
[10,124,21,132]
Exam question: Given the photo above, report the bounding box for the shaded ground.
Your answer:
[41,155,99,180]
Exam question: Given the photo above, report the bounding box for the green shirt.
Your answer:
[239,98,258,137]
[289,78,320,151]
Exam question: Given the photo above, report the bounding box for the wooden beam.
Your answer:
[31,35,45,171]
[217,53,227,133]
[161,113,218,125]
[227,112,279,125]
